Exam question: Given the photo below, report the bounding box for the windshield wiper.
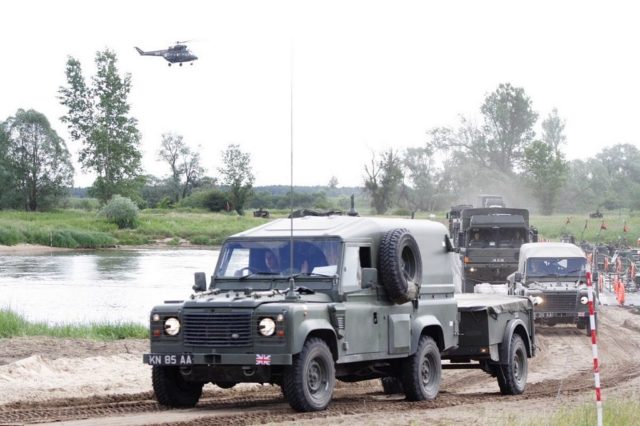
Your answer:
[283,285,316,295]
[290,272,336,279]
[238,271,281,281]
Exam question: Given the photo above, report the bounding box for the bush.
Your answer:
[204,190,231,212]
[99,195,139,229]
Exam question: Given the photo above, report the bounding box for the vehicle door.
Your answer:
[342,244,385,355]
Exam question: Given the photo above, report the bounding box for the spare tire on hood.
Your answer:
[378,228,422,304]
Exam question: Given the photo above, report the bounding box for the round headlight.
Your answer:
[259,317,276,336]
[533,296,544,306]
[580,296,589,305]
[164,317,181,336]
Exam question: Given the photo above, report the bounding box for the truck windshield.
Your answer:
[526,257,586,278]
[215,239,341,278]
[467,228,526,248]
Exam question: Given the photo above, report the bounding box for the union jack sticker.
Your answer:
[256,354,272,365]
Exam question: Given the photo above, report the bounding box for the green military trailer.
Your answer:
[143,216,535,412]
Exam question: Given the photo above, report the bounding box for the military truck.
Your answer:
[507,242,594,335]
[477,194,506,208]
[454,208,532,292]
[144,216,535,412]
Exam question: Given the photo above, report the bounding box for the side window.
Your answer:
[342,246,362,292]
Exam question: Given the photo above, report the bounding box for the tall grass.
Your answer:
[522,398,640,426]
[0,309,147,340]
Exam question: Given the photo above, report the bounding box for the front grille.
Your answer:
[538,292,578,313]
[183,311,252,347]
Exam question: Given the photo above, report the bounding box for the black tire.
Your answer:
[152,366,203,407]
[496,334,528,395]
[282,337,336,412]
[215,381,236,389]
[379,228,422,304]
[380,377,404,395]
[401,335,441,401]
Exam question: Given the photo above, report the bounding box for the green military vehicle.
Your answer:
[507,242,594,335]
[454,208,532,292]
[144,216,536,412]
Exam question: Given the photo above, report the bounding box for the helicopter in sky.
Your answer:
[135,41,198,66]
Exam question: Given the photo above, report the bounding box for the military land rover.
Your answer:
[144,216,536,412]
[507,242,594,335]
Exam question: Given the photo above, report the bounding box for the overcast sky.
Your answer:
[2,0,639,188]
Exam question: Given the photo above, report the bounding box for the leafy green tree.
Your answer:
[401,146,439,212]
[3,109,73,211]
[218,144,255,215]
[0,122,15,208]
[59,50,141,203]
[522,141,567,215]
[541,108,566,157]
[157,133,204,202]
[595,144,640,209]
[363,149,403,214]
[481,83,538,173]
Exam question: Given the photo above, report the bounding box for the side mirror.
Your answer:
[193,272,207,292]
[361,268,378,288]
[514,272,522,283]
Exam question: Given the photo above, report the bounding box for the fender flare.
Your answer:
[292,318,338,357]
[410,315,444,354]
[499,319,533,364]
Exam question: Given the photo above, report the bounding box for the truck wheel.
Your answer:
[380,377,404,394]
[152,366,203,407]
[379,228,422,304]
[496,334,527,395]
[215,381,236,389]
[282,337,336,412]
[401,335,441,401]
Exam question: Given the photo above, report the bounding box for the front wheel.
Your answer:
[282,338,336,412]
[496,333,528,395]
[401,335,441,401]
[152,366,203,407]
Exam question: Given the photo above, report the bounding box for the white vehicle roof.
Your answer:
[518,242,586,270]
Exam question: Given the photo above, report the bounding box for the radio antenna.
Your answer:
[286,39,298,299]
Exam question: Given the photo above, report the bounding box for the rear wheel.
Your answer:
[401,335,441,401]
[152,366,203,407]
[496,334,527,395]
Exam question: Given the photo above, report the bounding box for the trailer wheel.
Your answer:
[401,335,441,401]
[152,366,203,407]
[380,377,404,394]
[496,333,527,395]
[282,337,335,412]
[379,228,422,304]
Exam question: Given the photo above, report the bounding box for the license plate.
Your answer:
[147,353,193,366]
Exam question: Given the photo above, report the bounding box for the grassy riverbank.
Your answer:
[0,209,269,248]
[0,309,147,340]
[0,209,638,249]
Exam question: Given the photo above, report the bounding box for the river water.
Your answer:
[0,248,219,325]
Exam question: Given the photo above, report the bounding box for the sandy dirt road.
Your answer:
[1,305,639,425]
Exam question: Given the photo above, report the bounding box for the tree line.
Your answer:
[363,83,640,215]
[0,49,256,215]
[2,49,638,216]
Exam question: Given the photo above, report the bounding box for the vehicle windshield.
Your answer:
[466,227,527,248]
[215,238,341,279]
[525,257,586,278]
